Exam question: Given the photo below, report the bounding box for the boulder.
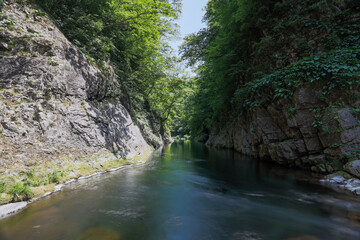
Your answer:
[345,160,360,178]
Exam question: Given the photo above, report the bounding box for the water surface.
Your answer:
[1,141,360,240]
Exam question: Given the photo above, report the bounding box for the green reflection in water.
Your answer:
[0,141,360,240]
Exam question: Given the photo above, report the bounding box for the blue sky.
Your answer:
[170,0,208,55]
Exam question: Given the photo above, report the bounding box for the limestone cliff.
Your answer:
[0,1,154,200]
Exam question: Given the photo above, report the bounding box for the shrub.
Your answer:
[0,181,5,193]
[8,182,33,202]
[48,171,60,184]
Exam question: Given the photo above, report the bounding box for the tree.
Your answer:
[34,0,186,138]
[180,0,360,137]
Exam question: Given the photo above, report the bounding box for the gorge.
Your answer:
[0,0,360,239]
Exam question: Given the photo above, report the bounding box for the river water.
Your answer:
[1,141,360,240]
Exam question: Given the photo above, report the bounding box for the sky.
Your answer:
[170,0,208,56]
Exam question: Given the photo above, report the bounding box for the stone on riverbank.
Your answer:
[321,171,360,196]
[0,202,28,219]
[344,160,360,179]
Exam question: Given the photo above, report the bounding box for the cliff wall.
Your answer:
[206,85,360,194]
[0,2,153,203]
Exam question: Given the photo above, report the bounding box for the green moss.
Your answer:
[326,171,352,179]
[328,143,344,149]
[18,51,30,56]
[48,57,59,66]
[341,153,356,162]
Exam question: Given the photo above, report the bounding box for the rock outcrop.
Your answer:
[0,3,152,177]
[345,160,360,179]
[206,86,360,176]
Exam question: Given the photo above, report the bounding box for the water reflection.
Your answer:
[0,141,360,240]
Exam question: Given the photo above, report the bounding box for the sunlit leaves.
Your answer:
[34,0,185,136]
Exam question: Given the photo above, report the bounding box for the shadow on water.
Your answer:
[1,141,360,240]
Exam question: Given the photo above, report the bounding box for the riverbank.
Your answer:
[1,141,359,240]
[0,148,152,219]
[0,1,158,210]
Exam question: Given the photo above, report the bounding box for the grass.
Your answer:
[48,171,61,184]
[0,149,151,205]
[8,182,34,202]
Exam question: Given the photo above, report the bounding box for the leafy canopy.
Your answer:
[34,0,189,137]
[181,0,360,137]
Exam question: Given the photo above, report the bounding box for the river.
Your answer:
[0,141,360,240]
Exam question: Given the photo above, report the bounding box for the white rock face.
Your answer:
[0,3,151,170]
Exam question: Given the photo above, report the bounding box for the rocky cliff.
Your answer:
[0,2,154,202]
[206,85,360,194]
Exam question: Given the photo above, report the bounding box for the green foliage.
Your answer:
[21,169,47,187]
[287,105,296,117]
[31,9,46,17]
[232,47,360,111]
[48,57,59,66]
[20,168,65,187]
[48,171,60,184]
[8,182,33,202]
[0,0,4,12]
[0,181,5,193]
[33,0,184,136]
[181,0,360,136]
[0,13,15,29]
[329,143,344,149]
[341,153,357,162]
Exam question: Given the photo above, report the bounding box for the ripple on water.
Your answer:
[186,175,229,193]
[244,193,265,197]
[98,208,145,219]
[164,215,184,226]
[232,231,263,240]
